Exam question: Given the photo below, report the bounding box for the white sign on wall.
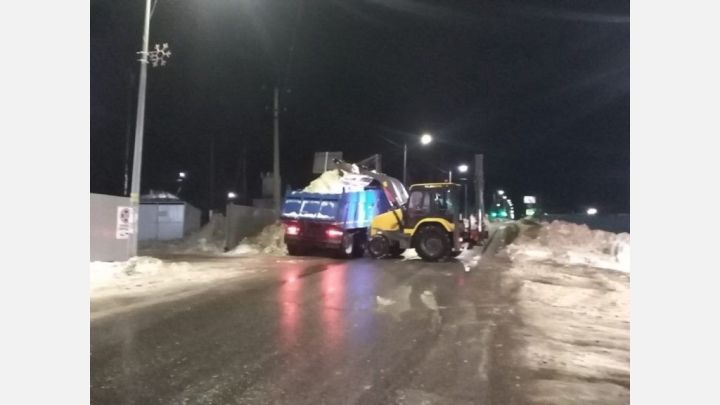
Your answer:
[116,206,134,239]
[523,196,536,204]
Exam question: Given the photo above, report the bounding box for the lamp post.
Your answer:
[128,0,172,257]
[402,133,432,185]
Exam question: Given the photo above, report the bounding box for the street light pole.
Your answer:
[128,0,152,257]
[403,142,407,185]
[273,86,281,212]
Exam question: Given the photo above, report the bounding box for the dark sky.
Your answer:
[91,0,629,214]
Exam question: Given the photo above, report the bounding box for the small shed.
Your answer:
[138,190,202,241]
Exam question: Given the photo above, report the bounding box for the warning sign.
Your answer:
[116,206,134,239]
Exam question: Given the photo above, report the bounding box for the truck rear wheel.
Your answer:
[287,243,305,256]
[415,225,451,262]
[336,232,355,259]
[351,232,366,258]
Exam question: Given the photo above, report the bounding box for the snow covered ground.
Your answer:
[501,220,630,404]
[91,221,289,313]
[90,256,266,300]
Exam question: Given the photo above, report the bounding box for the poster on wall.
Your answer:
[116,206,133,239]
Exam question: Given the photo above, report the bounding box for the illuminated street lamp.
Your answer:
[497,189,505,196]
[587,207,598,215]
[227,191,237,200]
[457,164,469,173]
[178,171,186,179]
[403,133,433,184]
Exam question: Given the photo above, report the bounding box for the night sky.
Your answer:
[91,0,629,214]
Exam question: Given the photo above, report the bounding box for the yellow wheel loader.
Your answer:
[367,183,483,261]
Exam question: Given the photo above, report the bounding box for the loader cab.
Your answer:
[405,183,461,228]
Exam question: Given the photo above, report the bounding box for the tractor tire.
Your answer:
[415,225,451,262]
[368,235,390,259]
[287,243,305,256]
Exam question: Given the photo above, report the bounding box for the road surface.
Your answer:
[91,239,529,404]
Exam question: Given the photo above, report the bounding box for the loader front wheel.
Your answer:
[415,225,451,262]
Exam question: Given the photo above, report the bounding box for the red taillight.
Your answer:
[286,224,300,235]
[326,228,344,238]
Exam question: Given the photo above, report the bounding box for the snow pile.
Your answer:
[302,169,374,194]
[303,170,344,193]
[90,256,193,293]
[507,220,630,272]
[90,255,268,304]
[181,214,227,253]
[145,214,227,254]
[226,222,287,256]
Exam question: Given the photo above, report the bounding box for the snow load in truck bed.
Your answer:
[302,169,374,194]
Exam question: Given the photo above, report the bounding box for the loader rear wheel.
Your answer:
[368,235,390,259]
[415,225,451,262]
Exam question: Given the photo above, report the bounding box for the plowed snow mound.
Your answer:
[141,215,227,254]
[226,222,287,256]
[507,220,630,272]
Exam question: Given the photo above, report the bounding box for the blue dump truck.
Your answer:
[280,165,407,258]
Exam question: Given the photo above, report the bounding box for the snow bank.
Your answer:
[178,214,226,254]
[90,256,192,293]
[507,220,630,272]
[90,254,267,301]
[225,222,287,256]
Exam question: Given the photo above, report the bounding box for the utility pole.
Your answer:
[128,0,152,257]
[273,87,281,212]
[239,139,248,205]
[209,133,215,218]
[123,71,136,196]
[403,143,407,185]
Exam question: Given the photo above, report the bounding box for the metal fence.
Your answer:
[90,193,131,262]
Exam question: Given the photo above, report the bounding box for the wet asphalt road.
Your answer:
[91,246,524,404]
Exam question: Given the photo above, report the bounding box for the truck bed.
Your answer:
[281,189,390,230]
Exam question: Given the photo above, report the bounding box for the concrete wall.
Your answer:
[543,214,630,233]
[183,204,202,236]
[225,204,278,250]
[90,193,130,262]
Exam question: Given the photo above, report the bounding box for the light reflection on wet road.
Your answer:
[91,252,518,405]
